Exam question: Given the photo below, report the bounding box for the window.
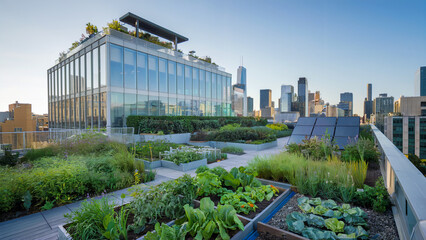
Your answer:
[149,95,159,116]
[111,92,123,127]
[93,48,99,89]
[177,63,184,95]
[421,102,426,107]
[137,94,148,115]
[100,44,106,87]
[168,61,176,94]
[206,71,211,98]
[193,68,199,97]
[110,44,123,87]
[200,70,205,97]
[168,98,177,116]
[159,96,168,115]
[124,48,136,89]
[137,52,148,90]
[217,75,222,101]
[148,55,158,91]
[185,65,192,96]
[159,58,168,93]
[124,93,137,119]
[14,128,22,132]
[212,73,216,99]
[422,109,426,116]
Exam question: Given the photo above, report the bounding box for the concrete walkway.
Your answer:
[0,137,289,240]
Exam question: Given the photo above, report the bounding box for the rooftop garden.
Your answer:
[63,21,217,66]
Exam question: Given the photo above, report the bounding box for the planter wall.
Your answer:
[135,158,162,169]
[188,140,278,151]
[134,133,191,144]
[160,158,207,172]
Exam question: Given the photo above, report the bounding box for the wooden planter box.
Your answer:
[160,158,207,172]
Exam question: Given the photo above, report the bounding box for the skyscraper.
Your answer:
[367,83,372,101]
[338,92,353,116]
[237,66,246,90]
[297,77,308,117]
[247,97,254,115]
[372,93,394,132]
[415,66,426,96]
[260,89,272,109]
[364,83,373,121]
[279,85,294,113]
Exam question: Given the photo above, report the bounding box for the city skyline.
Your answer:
[0,0,425,115]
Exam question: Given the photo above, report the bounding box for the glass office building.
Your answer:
[47,18,232,129]
[280,85,294,113]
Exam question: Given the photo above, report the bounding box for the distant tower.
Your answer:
[237,66,247,116]
[297,77,308,117]
[367,83,372,101]
[364,83,373,120]
[280,85,294,113]
[415,66,426,96]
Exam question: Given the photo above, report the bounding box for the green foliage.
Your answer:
[287,196,369,239]
[275,129,293,138]
[85,22,98,35]
[287,137,339,161]
[220,123,241,131]
[249,153,360,203]
[266,123,288,131]
[126,116,267,134]
[65,197,117,240]
[221,146,244,155]
[347,160,368,189]
[0,138,149,213]
[22,147,55,162]
[144,222,186,240]
[341,138,380,163]
[207,126,276,144]
[163,151,203,165]
[195,171,222,197]
[359,125,374,142]
[131,141,182,160]
[354,178,391,213]
[0,149,19,166]
[130,175,196,232]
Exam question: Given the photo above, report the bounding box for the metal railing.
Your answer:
[0,128,134,152]
[371,125,426,240]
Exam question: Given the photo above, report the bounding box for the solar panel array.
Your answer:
[288,116,360,149]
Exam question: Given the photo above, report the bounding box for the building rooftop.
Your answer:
[119,12,188,44]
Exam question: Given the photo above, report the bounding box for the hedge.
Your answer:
[127,116,268,134]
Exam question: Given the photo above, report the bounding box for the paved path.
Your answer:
[0,137,288,240]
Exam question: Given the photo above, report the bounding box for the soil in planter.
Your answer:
[197,189,283,219]
[257,193,399,240]
[364,161,381,187]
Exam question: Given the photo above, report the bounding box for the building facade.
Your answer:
[385,116,426,159]
[47,14,232,129]
[394,96,426,116]
[260,89,272,109]
[297,77,308,117]
[279,85,293,113]
[415,66,426,96]
[232,85,244,116]
[338,92,353,116]
[247,96,254,116]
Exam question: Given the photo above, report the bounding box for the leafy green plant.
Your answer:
[325,218,345,233]
[131,140,181,160]
[144,222,187,240]
[22,190,32,211]
[221,146,244,155]
[21,147,55,162]
[0,149,19,166]
[341,137,380,163]
[163,151,203,165]
[220,123,241,131]
[354,178,390,213]
[266,123,288,131]
[195,171,222,197]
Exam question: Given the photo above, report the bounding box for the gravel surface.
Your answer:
[258,193,399,240]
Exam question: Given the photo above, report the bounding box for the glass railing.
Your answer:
[371,124,426,240]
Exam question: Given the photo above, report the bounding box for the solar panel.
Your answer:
[292,125,315,135]
[288,135,310,144]
[297,117,317,126]
[311,126,335,137]
[334,126,359,137]
[333,136,357,149]
[336,117,360,126]
[315,117,336,126]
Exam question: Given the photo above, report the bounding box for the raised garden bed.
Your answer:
[160,158,207,172]
[136,158,162,169]
[134,133,191,144]
[189,140,277,151]
[257,193,400,240]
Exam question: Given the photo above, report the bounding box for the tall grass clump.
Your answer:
[249,152,359,202]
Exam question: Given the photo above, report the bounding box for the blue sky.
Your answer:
[0,0,425,115]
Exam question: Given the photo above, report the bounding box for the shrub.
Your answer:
[286,137,338,161]
[221,146,244,155]
[0,149,19,166]
[266,123,288,131]
[341,137,380,163]
[275,129,293,138]
[354,178,391,213]
[56,132,109,155]
[65,196,128,240]
[359,124,374,141]
[407,154,426,175]
[190,130,209,141]
[220,123,241,131]
[208,126,276,144]
[130,140,181,160]
[21,147,56,162]
[127,116,267,134]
